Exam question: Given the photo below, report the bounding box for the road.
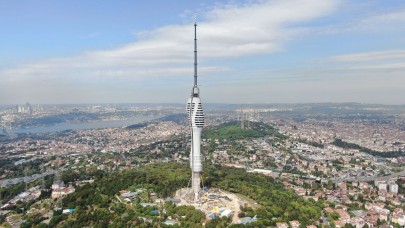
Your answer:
[0,170,58,187]
[330,170,405,183]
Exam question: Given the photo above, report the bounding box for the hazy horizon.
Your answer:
[1,0,405,105]
[1,101,405,107]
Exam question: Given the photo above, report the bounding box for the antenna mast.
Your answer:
[194,15,198,87]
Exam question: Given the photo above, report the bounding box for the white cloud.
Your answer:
[354,8,405,32]
[292,5,405,37]
[331,50,405,62]
[0,0,339,78]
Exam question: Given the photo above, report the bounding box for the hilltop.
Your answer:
[16,162,323,227]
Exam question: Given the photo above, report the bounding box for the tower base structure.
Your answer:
[192,172,201,201]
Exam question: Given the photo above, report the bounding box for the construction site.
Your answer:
[175,187,257,224]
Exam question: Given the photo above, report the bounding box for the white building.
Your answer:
[375,181,387,191]
[51,187,75,199]
[388,182,399,194]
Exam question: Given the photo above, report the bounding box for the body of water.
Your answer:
[13,115,160,134]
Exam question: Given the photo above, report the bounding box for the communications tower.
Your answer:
[186,22,204,202]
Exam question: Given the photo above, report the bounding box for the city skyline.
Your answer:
[1,0,405,105]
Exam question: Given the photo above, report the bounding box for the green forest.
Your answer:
[204,164,323,226]
[21,162,324,227]
[203,121,287,140]
[332,139,404,158]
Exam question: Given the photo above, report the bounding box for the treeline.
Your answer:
[61,167,107,184]
[332,139,404,158]
[126,122,148,129]
[203,121,287,141]
[297,138,324,148]
[0,182,25,204]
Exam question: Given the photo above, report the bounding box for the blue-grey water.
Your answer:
[13,115,159,134]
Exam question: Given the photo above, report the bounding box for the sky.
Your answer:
[1,0,405,105]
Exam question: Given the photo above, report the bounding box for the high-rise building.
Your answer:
[388,182,399,194]
[186,22,204,202]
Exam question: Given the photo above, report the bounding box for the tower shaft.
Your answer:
[186,22,204,202]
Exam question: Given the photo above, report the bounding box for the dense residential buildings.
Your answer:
[0,104,404,227]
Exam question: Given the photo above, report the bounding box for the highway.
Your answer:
[330,170,405,183]
[0,170,58,188]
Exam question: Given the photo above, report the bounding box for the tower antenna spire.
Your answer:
[194,13,198,87]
